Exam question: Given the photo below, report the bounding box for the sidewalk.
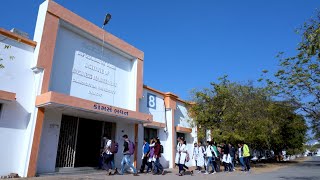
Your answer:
[23,169,253,180]
[21,158,309,180]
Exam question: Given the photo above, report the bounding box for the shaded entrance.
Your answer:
[74,118,102,167]
[56,115,115,168]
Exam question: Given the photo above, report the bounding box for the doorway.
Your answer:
[56,115,116,168]
[74,118,102,167]
[144,128,158,142]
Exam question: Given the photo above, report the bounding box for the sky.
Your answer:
[1,0,320,100]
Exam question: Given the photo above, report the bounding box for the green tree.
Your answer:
[263,11,320,139]
[190,77,307,153]
[267,101,307,155]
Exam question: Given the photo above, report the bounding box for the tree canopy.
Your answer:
[262,11,320,139]
[189,76,307,154]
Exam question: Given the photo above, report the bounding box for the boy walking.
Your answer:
[119,134,138,176]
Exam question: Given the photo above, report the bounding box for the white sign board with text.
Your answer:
[50,26,137,111]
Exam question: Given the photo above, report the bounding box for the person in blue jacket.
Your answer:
[140,139,150,173]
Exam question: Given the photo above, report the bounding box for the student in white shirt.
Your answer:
[193,142,205,173]
[101,138,113,174]
[238,143,245,171]
[204,141,217,175]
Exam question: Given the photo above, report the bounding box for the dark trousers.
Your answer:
[102,154,113,171]
[178,164,184,173]
[154,158,163,173]
[224,162,230,172]
[195,160,201,171]
[244,157,251,171]
[216,159,221,172]
[140,156,148,173]
[146,161,153,173]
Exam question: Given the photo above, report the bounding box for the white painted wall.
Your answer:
[22,1,48,176]
[37,110,62,174]
[165,109,174,168]
[0,35,35,176]
[174,102,197,167]
[175,102,193,128]
[49,25,137,111]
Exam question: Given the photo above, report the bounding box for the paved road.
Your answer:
[251,156,320,180]
[26,157,320,180]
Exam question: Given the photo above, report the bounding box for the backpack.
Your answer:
[110,141,119,154]
[212,146,219,157]
[128,141,135,155]
[160,145,164,154]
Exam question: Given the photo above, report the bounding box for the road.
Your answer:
[251,156,320,180]
[24,156,320,180]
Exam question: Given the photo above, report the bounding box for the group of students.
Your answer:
[99,134,165,176]
[99,134,139,176]
[192,140,251,175]
[99,135,251,176]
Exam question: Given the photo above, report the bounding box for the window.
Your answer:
[144,128,158,142]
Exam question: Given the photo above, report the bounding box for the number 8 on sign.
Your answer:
[147,93,156,109]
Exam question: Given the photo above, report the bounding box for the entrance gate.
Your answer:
[55,115,115,168]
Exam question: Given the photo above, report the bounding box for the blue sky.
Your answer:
[1,0,320,100]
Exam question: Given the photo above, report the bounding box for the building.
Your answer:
[0,0,197,177]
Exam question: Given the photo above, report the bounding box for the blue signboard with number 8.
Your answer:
[147,93,156,109]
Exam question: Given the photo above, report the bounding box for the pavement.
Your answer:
[22,156,320,180]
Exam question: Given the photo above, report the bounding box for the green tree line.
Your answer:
[189,77,307,155]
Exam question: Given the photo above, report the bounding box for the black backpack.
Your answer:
[160,145,164,154]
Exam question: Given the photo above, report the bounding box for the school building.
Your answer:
[0,0,198,177]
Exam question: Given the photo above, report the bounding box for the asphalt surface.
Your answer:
[251,156,320,180]
[25,156,320,180]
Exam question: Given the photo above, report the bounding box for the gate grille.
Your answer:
[56,115,79,167]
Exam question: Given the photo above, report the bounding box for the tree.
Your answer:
[267,101,307,155]
[189,76,307,153]
[263,11,320,139]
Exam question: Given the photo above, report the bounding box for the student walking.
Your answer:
[102,138,118,175]
[204,141,216,175]
[229,143,236,171]
[238,143,245,171]
[211,142,219,172]
[242,142,251,172]
[222,142,231,172]
[177,138,190,176]
[119,134,138,176]
[153,138,165,175]
[146,139,155,173]
[175,137,182,167]
[193,142,205,173]
[140,139,150,173]
[101,137,113,174]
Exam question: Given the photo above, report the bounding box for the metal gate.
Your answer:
[55,115,79,167]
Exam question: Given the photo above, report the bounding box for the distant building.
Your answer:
[0,0,197,177]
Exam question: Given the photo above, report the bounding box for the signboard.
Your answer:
[93,103,129,116]
[50,26,136,110]
[147,93,156,109]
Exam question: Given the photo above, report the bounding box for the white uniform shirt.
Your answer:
[205,145,213,157]
[238,147,243,158]
[105,139,112,155]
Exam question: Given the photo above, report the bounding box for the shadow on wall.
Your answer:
[0,101,30,129]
